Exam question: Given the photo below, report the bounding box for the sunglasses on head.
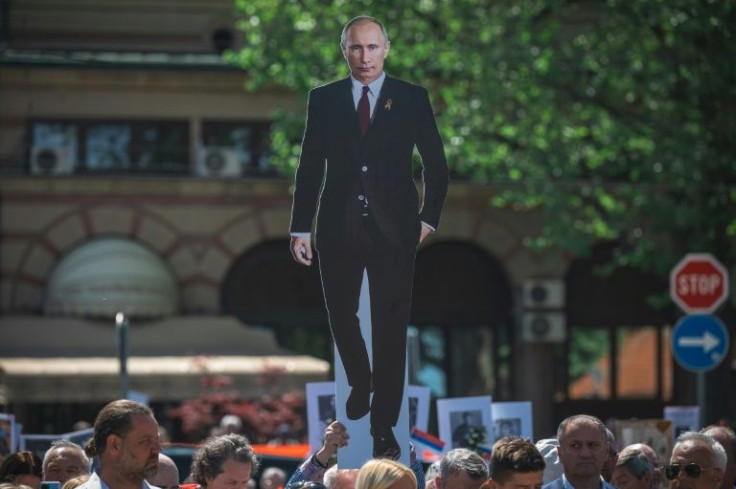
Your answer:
[664,463,711,480]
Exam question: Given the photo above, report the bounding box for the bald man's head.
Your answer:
[146,454,180,489]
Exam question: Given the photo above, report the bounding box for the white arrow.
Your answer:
[678,331,720,353]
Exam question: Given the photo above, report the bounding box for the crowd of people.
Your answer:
[0,401,734,489]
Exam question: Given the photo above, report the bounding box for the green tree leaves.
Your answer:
[231,0,736,274]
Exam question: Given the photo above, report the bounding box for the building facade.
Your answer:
[1,0,733,439]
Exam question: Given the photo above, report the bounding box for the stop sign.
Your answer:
[670,253,729,313]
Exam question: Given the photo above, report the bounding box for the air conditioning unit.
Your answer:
[196,147,241,177]
[521,279,565,309]
[30,146,75,175]
[521,312,566,343]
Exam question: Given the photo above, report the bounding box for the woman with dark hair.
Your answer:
[190,434,260,489]
[0,451,42,489]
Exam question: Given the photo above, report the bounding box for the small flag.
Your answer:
[411,428,445,452]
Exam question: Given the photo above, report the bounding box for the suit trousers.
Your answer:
[317,214,417,428]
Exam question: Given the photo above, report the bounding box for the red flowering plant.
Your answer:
[167,356,307,444]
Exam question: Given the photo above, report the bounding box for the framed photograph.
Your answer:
[491,401,533,441]
[437,396,492,452]
[408,385,431,432]
[306,381,336,453]
[0,413,17,456]
[19,434,61,459]
[664,406,700,436]
[615,419,673,464]
[63,427,94,448]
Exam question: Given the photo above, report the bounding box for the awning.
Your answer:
[0,355,329,402]
[0,315,330,403]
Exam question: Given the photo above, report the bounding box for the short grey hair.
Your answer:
[324,467,358,489]
[616,449,653,479]
[701,425,736,458]
[556,415,607,444]
[42,440,92,473]
[340,16,389,47]
[674,432,727,471]
[439,448,488,482]
[323,466,339,489]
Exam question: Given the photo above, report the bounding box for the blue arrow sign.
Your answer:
[671,314,730,372]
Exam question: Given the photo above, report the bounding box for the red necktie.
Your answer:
[358,85,370,136]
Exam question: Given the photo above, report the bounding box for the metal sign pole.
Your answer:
[697,371,706,427]
[116,312,129,399]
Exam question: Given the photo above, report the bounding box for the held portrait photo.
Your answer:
[437,396,492,452]
[494,418,522,439]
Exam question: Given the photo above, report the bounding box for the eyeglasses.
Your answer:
[664,463,714,480]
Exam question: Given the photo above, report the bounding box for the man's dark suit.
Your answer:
[290,74,448,432]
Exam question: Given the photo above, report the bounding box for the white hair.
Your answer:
[42,440,92,473]
[675,431,727,470]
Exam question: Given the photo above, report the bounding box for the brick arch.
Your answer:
[433,203,565,285]
[9,202,183,311]
[7,196,292,314]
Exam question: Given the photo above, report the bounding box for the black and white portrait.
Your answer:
[438,396,493,452]
[494,418,521,439]
[450,410,484,448]
[318,394,336,427]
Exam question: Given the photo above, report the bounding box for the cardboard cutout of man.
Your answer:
[290,15,448,460]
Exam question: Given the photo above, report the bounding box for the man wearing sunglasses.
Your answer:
[666,432,726,489]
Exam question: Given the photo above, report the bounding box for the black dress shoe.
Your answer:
[371,425,401,460]
[345,385,371,420]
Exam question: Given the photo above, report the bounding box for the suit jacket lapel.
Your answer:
[371,76,393,130]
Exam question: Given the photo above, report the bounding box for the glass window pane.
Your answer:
[31,123,78,172]
[135,122,188,172]
[201,121,272,174]
[408,325,447,398]
[86,123,131,169]
[616,326,657,398]
[568,326,611,399]
[449,326,495,396]
[32,123,78,156]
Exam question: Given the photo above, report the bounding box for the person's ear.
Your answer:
[435,476,442,489]
[488,479,500,489]
[384,41,390,58]
[642,473,651,488]
[107,434,122,455]
[712,468,723,487]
